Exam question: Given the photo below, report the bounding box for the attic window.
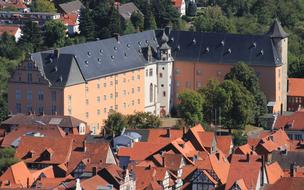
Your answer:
[204,47,210,53]
[58,76,63,82]
[176,45,181,51]
[111,55,115,59]
[127,43,131,48]
[100,49,103,54]
[87,51,92,56]
[53,66,58,72]
[170,37,174,42]
[114,46,118,50]
[258,49,264,56]
[138,41,142,46]
[97,58,102,63]
[192,38,196,45]
[220,40,225,46]
[145,40,149,44]
[85,60,88,65]
[251,42,257,48]
[226,48,232,54]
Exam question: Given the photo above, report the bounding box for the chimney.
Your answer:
[27,178,29,188]
[166,128,171,138]
[54,49,60,59]
[261,155,265,186]
[290,162,296,177]
[215,152,220,160]
[246,153,250,162]
[113,33,120,42]
[83,140,86,152]
[92,166,97,176]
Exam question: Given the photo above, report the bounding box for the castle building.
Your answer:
[8,20,288,134]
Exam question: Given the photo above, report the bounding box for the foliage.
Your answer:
[200,79,255,132]
[19,21,43,52]
[127,112,161,129]
[143,1,157,30]
[44,20,67,48]
[225,62,267,119]
[31,0,56,12]
[177,90,204,127]
[187,1,197,17]
[0,33,23,60]
[124,20,136,35]
[79,8,95,41]
[0,147,19,173]
[232,130,247,146]
[104,111,128,136]
[131,12,144,31]
[193,6,235,33]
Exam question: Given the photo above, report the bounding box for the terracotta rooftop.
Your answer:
[15,136,73,164]
[263,177,304,190]
[288,78,304,97]
[273,109,304,131]
[0,25,20,36]
[1,125,66,147]
[61,14,78,26]
[216,135,232,155]
[265,162,284,184]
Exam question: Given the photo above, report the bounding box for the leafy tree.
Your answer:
[177,90,204,127]
[143,1,157,30]
[187,1,197,17]
[31,0,56,12]
[0,32,23,60]
[93,0,112,39]
[127,112,161,129]
[104,111,128,136]
[193,6,235,33]
[79,8,95,41]
[232,130,247,146]
[131,12,144,31]
[225,63,267,119]
[152,0,180,28]
[19,21,43,52]
[108,5,122,35]
[44,20,66,48]
[124,20,136,34]
[0,147,19,173]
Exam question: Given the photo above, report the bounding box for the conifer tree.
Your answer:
[79,8,95,41]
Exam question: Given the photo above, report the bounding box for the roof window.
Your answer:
[258,49,264,56]
[170,37,174,42]
[87,51,91,56]
[204,47,210,53]
[111,55,115,59]
[97,58,102,63]
[114,46,118,50]
[127,43,131,48]
[220,40,225,46]
[85,60,88,65]
[192,38,196,45]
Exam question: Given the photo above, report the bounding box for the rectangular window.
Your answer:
[51,105,56,115]
[85,112,89,118]
[197,81,202,88]
[138,99,140,104]
[196,69,202,75]
[104,108,107,113]
[27,90,32,100]
[146,69,148,76]
[123,90,126,96]
[159,73,163,78]
[137,87,140,92]
[27,73,32,83]
[149,68,153,76]
[123,78,126,83]
[110,81,113,86]
[132,76,134,81]
[52,91,57,102]
[137,75,140,80]
[186,81,191,88]
[27,104,32,113]
[85,84,89,92]
[176,81,180,87]
[16,90,21,100]
[110,93,113,99]
[115,92,118,97]
[110,106,113,111]
[38,106,44,114]
[68,109,72,115]
[104,83,106,87]
[97,96,100,103]
[16,103,21,113]
[38,91,44,101]
[97,109,100,115]
[115,80,118,84]
[175,68,180,75]
[123,102,126,108]
[104,95,107,100]
[163,91,166,97]
[132,100,134,106]
[86,99,89,105]
[97,83,100,89]
[132,88,134,94]
[115,105,118,110]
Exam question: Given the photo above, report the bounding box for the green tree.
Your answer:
[124,20,136,34]
[232,130,247,146]
[104,111,128,136]
[144,1,157,30]
[0,147,19,173]
[0,32,23,60]
[31,0,56,12]
[79,8,95,41]
[44,20,66,48]
[19,21,43,52]
[187,1,197,16]
[108,5,122,35]
[130,12,144,31]
[225,63,267,119]
[127,112,161,129]
[193,6,235,33]
[177,90,204,127]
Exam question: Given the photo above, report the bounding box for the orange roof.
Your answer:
[225,154,261,190]
[61,14,78,26]
[171,0,183,8]
[81,175,113,190]
[264,177,304,190]
[265,162,284,184]
[37,175,74,189]
[216,135,232,155]
[0,25,20,36]
[132,166,162,190]
[235,144,256,155]
[209,151,230,184]
[288,78,304,97]
[117,142,166,161]
[274,109,304,131]
[1,125,66,147]
[0,161,34,188]
[15,136,73,164]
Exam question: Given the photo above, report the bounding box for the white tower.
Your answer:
[157,30,174,117]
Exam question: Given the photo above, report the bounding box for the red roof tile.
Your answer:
[216,136,233,155]
[288,78,304,97]
[274,109,304,131]
[264,177,304,190]
[265,162,284,184]
[0,25,20,36]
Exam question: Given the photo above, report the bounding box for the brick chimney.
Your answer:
[166,128,171,138]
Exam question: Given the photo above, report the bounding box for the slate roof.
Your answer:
[165,30,282,67]
[271,150,304,170]
[31,30,158,87]
[58,0,84,14]
[266,19,289,39]
[118,2,143,20]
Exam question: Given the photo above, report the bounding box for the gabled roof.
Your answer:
[15,136,73,164]
[263,177,304,190]
[118,2,143,20]
[266,19,289,39]
[216,135,232,156]
[274,109,304,131]
[265,162,284,184]
[271,150,304,170]
[81,175,114,190]
[288,78,304,97]
[58,0,84,14]
[225,154,261,190]
[0,25,20,36]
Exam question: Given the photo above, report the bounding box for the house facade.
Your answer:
[287,78,304,111]
[8,20,289,133]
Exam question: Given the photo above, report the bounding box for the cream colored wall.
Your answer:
[63,68,145,134]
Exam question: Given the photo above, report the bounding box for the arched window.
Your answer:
[150,83,153,103]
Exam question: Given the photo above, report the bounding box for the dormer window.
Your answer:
[250,42,257,48]
[204,47,210,53]
[220,40,225,46]
[87,51,91,56]
[192,38,196,45]
[114,46,118,50]
[258,49,264,56]
[127,44,131,48]
[85,60,88,65]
